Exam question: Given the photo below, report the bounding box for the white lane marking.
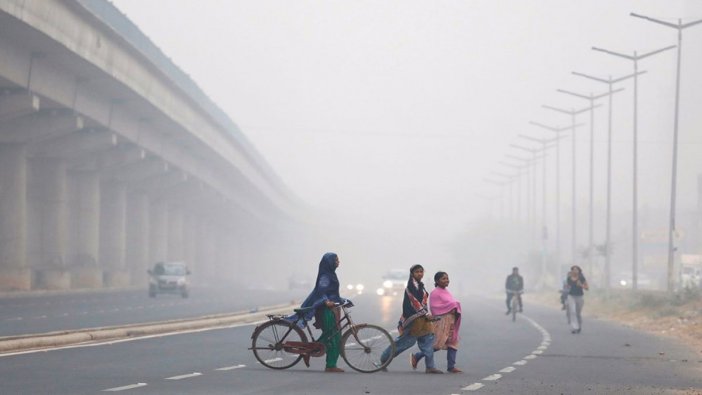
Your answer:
[537,345,547,350]
[216,364,245,371]
[532,350,543,354]
[102,383,147,391]
[166,372,201,380]
[482,374,501,381]
[499,366,516,373]
[5,317,23,321]
[0,321,261,357]
[524,355,537,360]
[461,383,484,391]
[514,360,527,365]
[264,358,283,363]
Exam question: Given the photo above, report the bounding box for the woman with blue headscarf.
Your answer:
[299,252,345,372]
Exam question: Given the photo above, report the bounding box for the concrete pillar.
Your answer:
[149,199,168,265]
[182,210,197,270]
[199,224,216,285]
[0,144,30,290]
[30,158,70,290]
[126,191,149,286]
[167,204,184,261]
[68,170,102,288]
[100,180,128,287]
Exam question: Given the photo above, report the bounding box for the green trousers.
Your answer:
[319,307,341,368]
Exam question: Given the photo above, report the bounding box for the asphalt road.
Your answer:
[0,292,700,394]
[0,286,308,337]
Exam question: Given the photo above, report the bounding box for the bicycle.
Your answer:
[249,300,395,373]
[507,290,523,322]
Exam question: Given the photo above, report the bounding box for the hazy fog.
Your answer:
[110,0,702,292]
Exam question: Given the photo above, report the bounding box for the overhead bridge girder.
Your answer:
[27,129,118,158]
[101,157,169,183]
[130,170,188,193]
[0,110,83,143]
[68,144,146,172]
[0,92,40,122]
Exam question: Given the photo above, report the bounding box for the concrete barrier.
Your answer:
[0,302,296,354]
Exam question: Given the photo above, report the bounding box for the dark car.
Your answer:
[148,261,190,298]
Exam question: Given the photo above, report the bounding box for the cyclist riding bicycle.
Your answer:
[505,267,524,315]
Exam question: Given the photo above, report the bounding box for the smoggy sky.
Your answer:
[109,1,702,273]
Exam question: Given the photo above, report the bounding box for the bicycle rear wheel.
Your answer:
[251,320,307,369]
[512,297,518,322]
[340,324,395,373]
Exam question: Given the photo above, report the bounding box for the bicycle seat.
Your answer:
[293,306,315,315]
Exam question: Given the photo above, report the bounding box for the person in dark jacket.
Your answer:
[505,267,524,314]
[567,265,588,334]
[380,264,443,374]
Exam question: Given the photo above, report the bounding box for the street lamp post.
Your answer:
[572,71,644,290]
[630,12,702,292]
[591,44,676,291]
[491,171,520,222]
[556,87,624,278]
[528,122,580,270]
[510,144,544,241]
[499,161,529,225]
[542,104,597,267]
[518,136,561,285]
[483,179,510,220]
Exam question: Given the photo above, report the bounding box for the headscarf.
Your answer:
[398,264,428,332]
[301,252,341,309]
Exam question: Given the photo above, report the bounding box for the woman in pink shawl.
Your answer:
[411,271,463,373]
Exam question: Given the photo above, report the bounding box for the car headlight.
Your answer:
[376,288,385,296]
[355,283,364,291]
[383,280,393,288]
[346,284,354,290]
[619,280,627,287]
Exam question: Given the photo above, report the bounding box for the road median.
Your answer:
[0,302,297,354]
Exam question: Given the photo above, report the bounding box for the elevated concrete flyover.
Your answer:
[0,0,306,291]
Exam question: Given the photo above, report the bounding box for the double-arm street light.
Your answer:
[499,161,529,224]
[557,87,623,277]
[505,153,545,243]
[572,71,645,290]
[630,12,702,292]
[516,136,560,284]
[542,104,597,266]
[591,44,676,291]
[491,170,520,221]
[528,122,580,268]
[477,190,504,220]
[510,143,545,239]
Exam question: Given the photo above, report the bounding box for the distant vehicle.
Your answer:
[376,269,407,296]
[148,261,190,298]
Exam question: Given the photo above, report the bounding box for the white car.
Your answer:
[148,261,190,298]
[376,269,407,296]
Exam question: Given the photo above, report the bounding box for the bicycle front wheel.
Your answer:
[340,324,395,373]
[251,320,307,369]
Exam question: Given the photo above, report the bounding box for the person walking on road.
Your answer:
[296,252,346,372]
[412,271,463,373]
[380,264,443,374]
[567,265,589,334]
